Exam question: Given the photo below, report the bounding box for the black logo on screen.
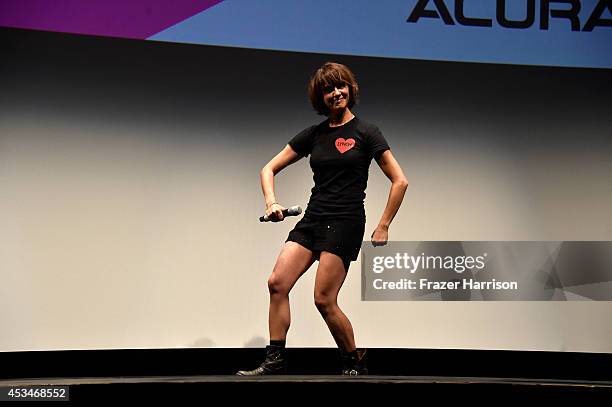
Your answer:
[407,0,611,32]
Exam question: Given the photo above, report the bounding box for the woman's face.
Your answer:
[322,82,349,114]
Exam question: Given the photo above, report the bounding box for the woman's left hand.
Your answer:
[371,225,388,247]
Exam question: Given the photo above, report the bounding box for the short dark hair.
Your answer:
[308,62,359,116]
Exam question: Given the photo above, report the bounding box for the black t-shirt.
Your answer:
[288,116,390,220]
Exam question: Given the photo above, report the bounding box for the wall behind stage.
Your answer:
[1,28,611,352]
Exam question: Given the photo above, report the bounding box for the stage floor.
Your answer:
[2,375,611,402]
[2,375,612,387]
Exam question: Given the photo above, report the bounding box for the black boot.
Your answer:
[236,345,287,376]
[340,348,368,376]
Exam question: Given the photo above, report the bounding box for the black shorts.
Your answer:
[285,215,366,271]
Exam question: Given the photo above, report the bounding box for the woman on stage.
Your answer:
[237,62,408,375]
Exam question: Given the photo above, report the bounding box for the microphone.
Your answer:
[260,205,302,222]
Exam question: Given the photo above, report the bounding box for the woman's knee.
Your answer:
[267,273,289,296]
[314,291,336,315]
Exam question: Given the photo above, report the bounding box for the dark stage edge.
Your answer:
[2,374,612,386]
[3,348,611,380]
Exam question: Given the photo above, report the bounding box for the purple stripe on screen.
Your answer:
[0,0,224,39]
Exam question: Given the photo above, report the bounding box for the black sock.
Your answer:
[348,350,358,359]
[270,340,286,348]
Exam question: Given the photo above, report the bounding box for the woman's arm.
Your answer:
[371,150,408,245]
[260,144,302,221]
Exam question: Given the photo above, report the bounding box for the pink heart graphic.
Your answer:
[335,138,355,154]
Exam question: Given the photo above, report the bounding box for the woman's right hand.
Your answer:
[266,203,286,222]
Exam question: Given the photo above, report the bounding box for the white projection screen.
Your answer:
[1,23,611,353]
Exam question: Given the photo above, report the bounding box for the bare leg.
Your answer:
[268,242,316,340]
[313,252,355,352]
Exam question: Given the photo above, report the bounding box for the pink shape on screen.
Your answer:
[0,0,224,39]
